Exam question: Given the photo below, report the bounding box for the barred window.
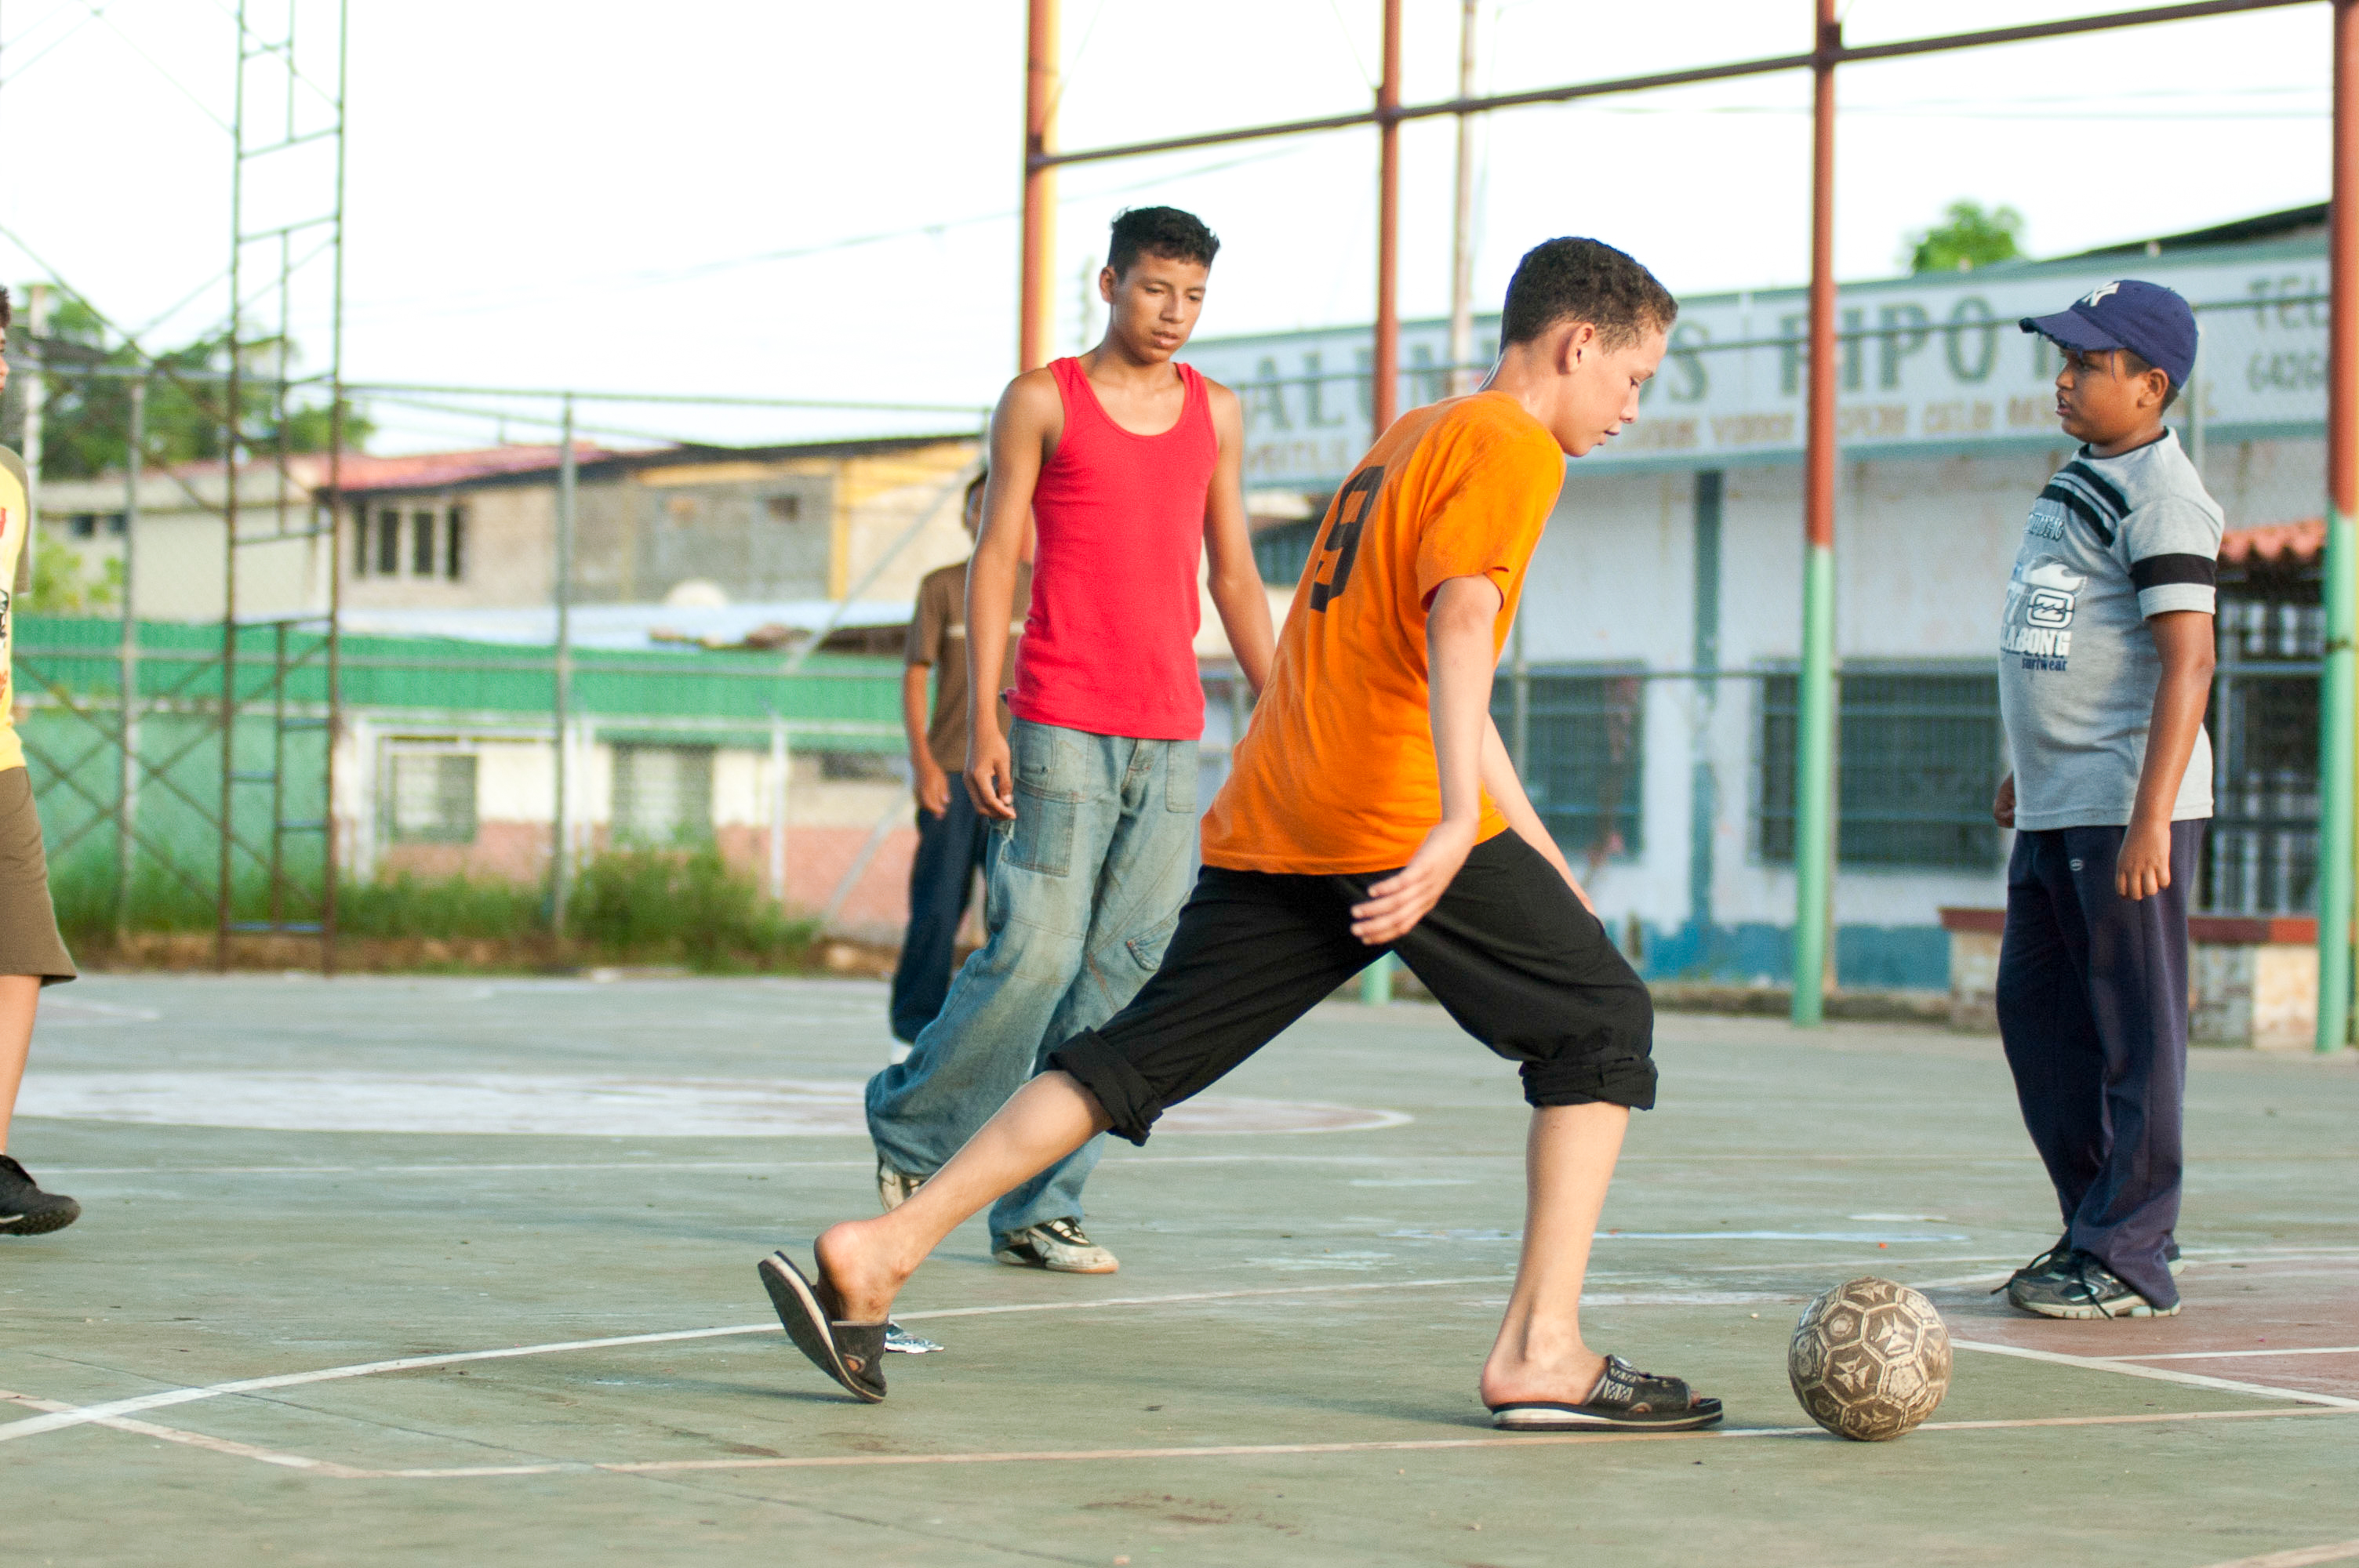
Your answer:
[1758,670,2004,869]
[1252,519,1321,586]
[412,510,438,576]
[383,747,478,844]
[1493,670,1645,861]
[612,745,714,847]
[2205,593,2321,915]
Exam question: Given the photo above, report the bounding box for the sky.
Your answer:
[0,0,2335,456]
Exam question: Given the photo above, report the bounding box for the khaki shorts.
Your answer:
[0,767,77,984]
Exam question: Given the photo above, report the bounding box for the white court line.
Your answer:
[0,1276,1528,1446]
[16,1254,2353,1447]
[0,1388,365,1475]
[2195,1541,2359,1568]
[13,1270,2354,1452]
[0,1324,777,1445]
[93,1404,2359,1483]
[1953,1340,2359,1409]
[2111,1345,2359,1363]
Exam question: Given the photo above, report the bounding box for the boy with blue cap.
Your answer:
[1994,279,2219,1319]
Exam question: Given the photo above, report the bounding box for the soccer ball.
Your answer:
[1787,1276,1951,1441]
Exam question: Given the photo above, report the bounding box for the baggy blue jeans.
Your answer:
[865,718,1198,1243]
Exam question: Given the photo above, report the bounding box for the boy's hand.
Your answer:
[1992,773,2016,829]
[912,757,951,818]
[965,729,1017,820]
[2115,815,2173,901]
[1350,815,1480,946]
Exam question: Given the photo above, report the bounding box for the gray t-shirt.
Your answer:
[1997,429,2221,831]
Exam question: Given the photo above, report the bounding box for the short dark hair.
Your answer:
[1499,238,1676,348]
[2117,347,2181,412]
[1107,207,1219,278]
[0,285,11,330]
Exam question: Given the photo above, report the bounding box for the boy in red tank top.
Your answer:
[859,208,1275,1275]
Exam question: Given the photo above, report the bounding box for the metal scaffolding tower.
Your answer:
[216,0,348,969]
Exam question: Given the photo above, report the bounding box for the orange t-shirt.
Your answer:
[1200,392,1565,874]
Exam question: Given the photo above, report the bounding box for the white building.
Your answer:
[1186,207,2329,989]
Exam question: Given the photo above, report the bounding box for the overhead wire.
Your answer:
[0,0,100,87]
[74,0,230,130]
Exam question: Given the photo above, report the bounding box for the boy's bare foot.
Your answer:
[1478,1345,1608,1412]
[813,1218,911,1323]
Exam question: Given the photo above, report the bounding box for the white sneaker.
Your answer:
[877,1160,924,1212]
[992,1218,1118,1274]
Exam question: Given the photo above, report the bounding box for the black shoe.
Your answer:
[1997,1233,2075,1303]
[0,1154,80,1236]
[2009,1251,2178,1319]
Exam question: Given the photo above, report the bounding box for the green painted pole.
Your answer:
[1793,545,1836,1025]
[1360,951,1396,1007]
[2320,506,2354,1054]
[1791,0,1840,1028]
[2317,0,2356,1054]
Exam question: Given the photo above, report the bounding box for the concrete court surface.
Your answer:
[2,975,2356,1568]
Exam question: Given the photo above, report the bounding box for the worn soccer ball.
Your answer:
[1787,1276,1951,1441]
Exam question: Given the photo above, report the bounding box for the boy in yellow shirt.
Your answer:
[0,285,83,1237]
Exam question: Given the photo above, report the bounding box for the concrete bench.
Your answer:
[1937,907,2318,1048]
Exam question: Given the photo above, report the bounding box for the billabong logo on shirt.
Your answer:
[2001,556,2083,666]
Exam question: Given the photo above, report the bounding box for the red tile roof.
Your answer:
[2219,517,2324,568]
[318,444,614,493]
[142,444,616,493]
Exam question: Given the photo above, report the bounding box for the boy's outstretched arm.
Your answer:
[1479,717,1598,916]
[2117,608,2215,900]
[1201,383,1276,694]
[1350,575,1499,944]
[964,374,1060,821]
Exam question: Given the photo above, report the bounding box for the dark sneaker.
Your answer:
[992,1218,1118,1274]
[876,1160,925,1213]
[1998,1233,2076,1305]
[2009,1252,2179,1319]
[0,1154,80,1236]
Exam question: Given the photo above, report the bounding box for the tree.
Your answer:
[24,295,371,481]
[1903,201,2025,274]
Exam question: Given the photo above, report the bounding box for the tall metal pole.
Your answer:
[115,378,144,940]
[18,283,45,591]
[320,0,350,977]
[218,3,250,971]
[1372,0,1403,434]
[1790,0,1841,1026]
[2317,0,2358,1054]
[1019,0,1059,372]
[551,396,577,936]
[1447,0,1481,396]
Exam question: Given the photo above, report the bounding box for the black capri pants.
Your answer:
[1048,829,1656,1145]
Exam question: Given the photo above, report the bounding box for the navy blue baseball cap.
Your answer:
[2019,278,2197,390]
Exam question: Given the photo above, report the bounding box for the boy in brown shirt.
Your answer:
[888,473,1032,1043]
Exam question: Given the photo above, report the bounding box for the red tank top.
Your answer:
[1009,357,1218,741]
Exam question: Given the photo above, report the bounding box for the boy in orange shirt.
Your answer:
[762,238,1716,1431]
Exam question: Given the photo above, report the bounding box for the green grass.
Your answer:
[46,847,825,973]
